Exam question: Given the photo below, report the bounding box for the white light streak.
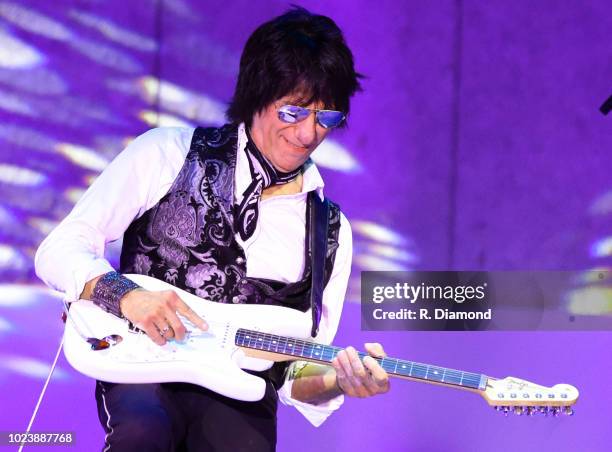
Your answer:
[0,284,63,307]
[0,163,45,186]
[0,88,36,116]
[0,29,43,68]
[591,237,612,258]
[69,38,142,73]
[0,2,72,41]
[28,217,58,236]
[0,355,68,379]
[361,243,418,263]
[0,66,67,95]
[354,254,411,271]
[69,10,157,52]
[0,124,57,152]
[64,188,86,204]
[352,220,408,245]
[139,76,226,124]
[56,143,109,172]
[311,139,361,173]
[139,110,195,128]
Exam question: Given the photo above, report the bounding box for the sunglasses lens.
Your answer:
[317,110,345,129]
[278,105,309,123]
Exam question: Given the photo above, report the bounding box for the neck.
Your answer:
[261,173,303,199]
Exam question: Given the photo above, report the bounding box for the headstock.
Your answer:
[482,376,578,417]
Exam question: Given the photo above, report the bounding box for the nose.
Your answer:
[294,111,318,147]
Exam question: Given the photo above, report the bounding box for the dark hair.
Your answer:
[226,6,362,127]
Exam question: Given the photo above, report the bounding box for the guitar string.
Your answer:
[234,328,480,380]
[234,329,483,387]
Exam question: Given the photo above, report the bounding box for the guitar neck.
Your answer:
[235,328,488,392]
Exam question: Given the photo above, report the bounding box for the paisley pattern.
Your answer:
[119,124,341,317]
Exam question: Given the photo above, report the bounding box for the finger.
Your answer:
[331,358,348,391]
[344,347,370,397]
[347,347,368,379]
[360,368,383,394]
[162,324,175,339]
[143,320,166,346]
[336,349,356,380]
[163,308,187,341]
[363,356,390,390]
[173,296,207,331]
[154,319,173,340]
[364,342,386,358]
[334,352,357,395]
[333,356,367,397]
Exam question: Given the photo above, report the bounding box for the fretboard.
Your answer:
[235,328,487,391]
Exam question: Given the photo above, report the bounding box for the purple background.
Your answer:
[0,1,610,451]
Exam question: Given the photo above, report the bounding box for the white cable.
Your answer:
[18,335,64,452]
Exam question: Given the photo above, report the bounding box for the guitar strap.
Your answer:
[308,191,330,338]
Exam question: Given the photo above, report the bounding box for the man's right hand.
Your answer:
[119,289,208,346]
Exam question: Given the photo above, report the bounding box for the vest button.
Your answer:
[236,257,245,264]
[232,296,240,303]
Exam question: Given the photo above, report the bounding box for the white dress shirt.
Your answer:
[35,124,352,426]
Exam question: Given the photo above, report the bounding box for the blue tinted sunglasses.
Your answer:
[277,105,346,129]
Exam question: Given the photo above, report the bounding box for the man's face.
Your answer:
[249,95,332,173]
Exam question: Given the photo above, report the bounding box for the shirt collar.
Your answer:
[235,123,325,203]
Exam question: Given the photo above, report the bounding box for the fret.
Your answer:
[286,338,295,356]
[296,339,305,358]
[235,329,484,390]
[279,335,289,355]
[304,342,313,360]
[262,333,271,352]
[319,345,329,362]
[413,362,425,378]
[327,346,339,362]
[265,333,274,352]
[269,336,279,353]
[428,366,443,382]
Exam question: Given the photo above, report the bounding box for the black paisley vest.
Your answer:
[119,124,342,335]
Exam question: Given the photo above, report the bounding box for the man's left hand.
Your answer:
[331,343,390,398]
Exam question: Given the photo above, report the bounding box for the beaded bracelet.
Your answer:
[91,271,141,318]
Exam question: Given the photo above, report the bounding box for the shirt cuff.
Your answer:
[277,375,344,427]
[65,259,114,302]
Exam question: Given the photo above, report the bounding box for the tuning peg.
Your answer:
[563,407,574,416]
[553,407,562,417]
[526,406,537,416]
[513,406,525,416]
[538,406,548,416]
[502,406,510,417]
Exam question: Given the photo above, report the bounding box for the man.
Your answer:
[35,7,389,451]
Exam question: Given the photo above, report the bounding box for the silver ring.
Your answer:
[159,325,171,337]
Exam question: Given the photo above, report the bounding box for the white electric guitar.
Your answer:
[63,274,578,416]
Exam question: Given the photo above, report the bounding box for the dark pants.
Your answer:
[95,379,278,452]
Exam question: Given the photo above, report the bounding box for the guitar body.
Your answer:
[63,274,312,402]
